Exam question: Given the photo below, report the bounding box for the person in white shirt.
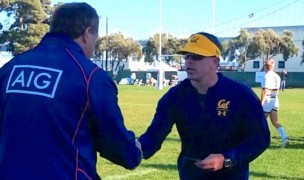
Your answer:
[260,59,288,148]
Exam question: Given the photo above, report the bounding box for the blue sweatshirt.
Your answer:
[139,74,270,180]
[0,33,141,180]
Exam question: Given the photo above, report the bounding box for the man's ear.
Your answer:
[83,27,92,44]
[213,58,220,68]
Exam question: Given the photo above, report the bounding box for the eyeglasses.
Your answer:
[183,53,210,60]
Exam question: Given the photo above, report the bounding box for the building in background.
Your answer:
[241,25,303,72]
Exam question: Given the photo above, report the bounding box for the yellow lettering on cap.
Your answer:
[190,36,199,43]
[216,49,220,56]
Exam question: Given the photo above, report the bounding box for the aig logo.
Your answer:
[6,65,63,98]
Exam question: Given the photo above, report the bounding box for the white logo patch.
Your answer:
[6,65,62,98]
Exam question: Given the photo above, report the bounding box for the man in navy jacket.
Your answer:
[138,32,270,179]
[0,3,141,180]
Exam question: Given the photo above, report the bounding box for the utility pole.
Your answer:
[157,0,164,90]
[211,0,215,34]
[105,17,108,71]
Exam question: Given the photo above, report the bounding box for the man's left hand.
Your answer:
[195,154,224,171]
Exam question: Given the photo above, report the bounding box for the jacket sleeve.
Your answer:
[224,87,270,169]
[138,89,176,159]
[88,69,141,169]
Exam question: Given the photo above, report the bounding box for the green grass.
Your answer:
[97,86,304,180]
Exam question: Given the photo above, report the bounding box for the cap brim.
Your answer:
[177,46,215,57]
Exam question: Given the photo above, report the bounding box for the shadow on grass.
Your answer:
[141,163,177,170]
[250,171,304,180]
[136,137,181,142]
[165,137,180,142]
[135,137,181,143]
[268,136,304,149]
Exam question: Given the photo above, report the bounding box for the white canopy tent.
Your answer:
[145,62,178,72]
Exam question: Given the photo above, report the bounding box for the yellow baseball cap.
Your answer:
[177,32,222,58]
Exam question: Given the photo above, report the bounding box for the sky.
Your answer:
[50,0,303,40]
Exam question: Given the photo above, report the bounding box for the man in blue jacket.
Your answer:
[138,32,270,179]
[0,3,141,180]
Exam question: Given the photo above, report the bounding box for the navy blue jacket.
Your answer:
[0,33,141,180]
[139,74,270,180]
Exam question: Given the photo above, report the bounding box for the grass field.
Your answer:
[96,85,304,180]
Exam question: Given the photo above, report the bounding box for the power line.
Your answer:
[213,0,291,30]
[214,0,300,36]
[173,0,300,37]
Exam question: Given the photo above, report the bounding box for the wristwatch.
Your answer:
[223,157,233,169]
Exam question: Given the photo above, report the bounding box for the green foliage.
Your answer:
[142,33,186,65]
[40,0,52,15]
[0,0,11,9]
[142,40,155,64]
[144,33,166,62]
[222,29,254,70]
[223,28,299,71]
[0,0,50,55]
[163,36,185,64]
[221,40,231,60]
[13,23,49,54]
[96,86,304,180]
[95,32,143,71]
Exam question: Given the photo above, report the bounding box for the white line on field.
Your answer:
[104,168,157,180]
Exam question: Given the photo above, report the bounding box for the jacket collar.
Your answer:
[39,32,84,55]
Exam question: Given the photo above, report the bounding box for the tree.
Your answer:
[142,33,166,64]
[223,28,299,70]
[95,32,142,72]
[222,29,254,71]
[163,36,185,65]
[0,0,50,55]
[142,33,185,65]
[221,40,232,61]
[142,40,155,64]
[0,0,11,10]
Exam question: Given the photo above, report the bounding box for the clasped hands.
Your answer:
[135,141,224,172]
